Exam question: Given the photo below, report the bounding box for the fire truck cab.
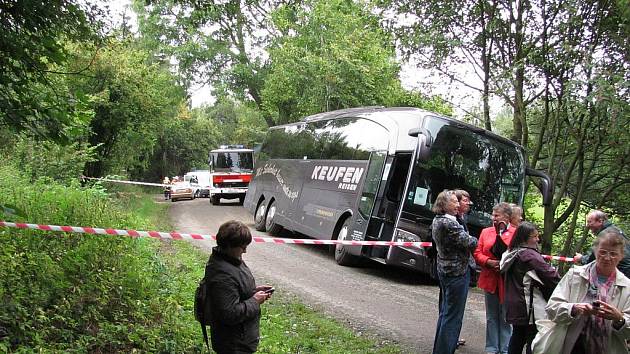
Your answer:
[208,145,254,205]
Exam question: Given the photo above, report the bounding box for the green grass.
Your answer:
[0,166,401,353]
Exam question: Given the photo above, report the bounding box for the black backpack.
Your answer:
[194,274,213,351]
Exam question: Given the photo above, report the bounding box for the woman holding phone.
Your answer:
[542,228,630,353]
[204,220,273,354]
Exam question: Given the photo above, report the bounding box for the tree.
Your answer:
[134,0,451,127]
[380,0,630,254]
[0,0,101,140]
[143,107,221,181]
[261,0,404,123]
[378,0,498,130]
[194,99,268,148]
[523,0,630,254]
[133,0,278,126]
[64,40,186,178]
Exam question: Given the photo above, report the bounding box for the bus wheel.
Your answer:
[265,201,282,235]
[238,196,245,205]
[254,200,267,231]
[334,218,359,266]
[211,196,220,205]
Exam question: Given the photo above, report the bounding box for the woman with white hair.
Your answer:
[538,228,630,353]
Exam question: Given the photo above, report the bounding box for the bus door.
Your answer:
[360,152,414,260]
[349,151,386,242]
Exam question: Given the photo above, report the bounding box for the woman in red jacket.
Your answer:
[474,202,514,354]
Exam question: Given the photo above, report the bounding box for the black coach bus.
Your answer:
[244,107,552,276]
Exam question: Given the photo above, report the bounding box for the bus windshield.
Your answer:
[403,120,525,227]
[211,152,254,173]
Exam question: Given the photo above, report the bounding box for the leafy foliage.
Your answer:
[0,0,101,141]
[133,0,275,123]
[4,134,97,185]
[142,106,222,181]
[0,165,200,351]
[193,99,268,148]
[63,40,186,178]
[262,0,403,123]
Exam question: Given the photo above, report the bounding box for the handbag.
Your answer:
[531,319,568,354]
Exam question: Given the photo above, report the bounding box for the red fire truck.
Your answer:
[208,145,254,205]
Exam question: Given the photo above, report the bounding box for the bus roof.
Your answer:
[270,106,522,152]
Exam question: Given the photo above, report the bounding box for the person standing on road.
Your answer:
[453,189,474,349]
[204,220,273,354]
[541,228,630,354]
[474,202,515,354]
[574,210,630,278]
[509,204,523,227]
[163,176,171,200]
[500,222,560,354]
[454,189,472,232]
[431,190,478,354]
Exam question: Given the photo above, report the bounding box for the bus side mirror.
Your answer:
[526,167,554,206]
[408,128,432,162]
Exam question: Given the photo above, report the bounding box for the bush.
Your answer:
[0,165,202,352]
[3,135,97,185]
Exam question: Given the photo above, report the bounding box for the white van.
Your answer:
[184,171,211,198]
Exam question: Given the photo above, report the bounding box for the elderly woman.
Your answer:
[431,190,478,354]
[500,222,560,354]
[474,202,515,354]
[544,228,630,354]
[204,220,273,354]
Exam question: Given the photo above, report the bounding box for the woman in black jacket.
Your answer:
[500,222,560,354]
[205,220,273,354]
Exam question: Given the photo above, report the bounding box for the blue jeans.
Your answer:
[484,291,512,354]
[432,268,470,354]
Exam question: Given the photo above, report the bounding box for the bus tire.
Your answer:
[334,218,360,266]
[254,200,267,231]
[211,196,220,205]
[238,196,245,205]
[265,200,282,235]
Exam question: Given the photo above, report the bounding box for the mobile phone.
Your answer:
[592,301,600,307]
[264,287,275,294]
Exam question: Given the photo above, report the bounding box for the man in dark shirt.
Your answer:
[574,210,629,278]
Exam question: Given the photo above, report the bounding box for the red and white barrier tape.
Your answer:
[0,221,577,262]
[543,255,575,262]
[82,176,169,188]
[0,221,431,248]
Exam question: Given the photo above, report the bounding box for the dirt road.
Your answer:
[167,198,488,353]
